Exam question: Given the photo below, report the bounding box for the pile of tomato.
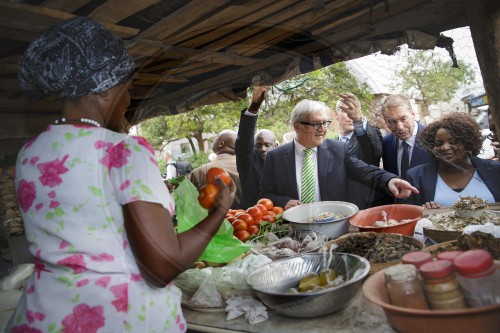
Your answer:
[226,198,284,242]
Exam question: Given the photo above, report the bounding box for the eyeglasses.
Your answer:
[299,120,331,130]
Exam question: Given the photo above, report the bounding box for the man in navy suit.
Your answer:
[259,99,418,210]
[334,93,384,209]
[381,94,432,181]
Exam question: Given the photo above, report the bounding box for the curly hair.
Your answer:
[419,112,483,157]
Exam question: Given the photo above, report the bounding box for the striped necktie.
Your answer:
[301,148,315,203]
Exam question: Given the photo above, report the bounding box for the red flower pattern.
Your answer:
[99,141,131,171]
[57,254,87,274]
[17,179,36,212]
[133,136,155,155]
[110,283,128,312]
[119,179,131,190]
[11,324,43,333]
[34,250,52,279]
[90,253,114,262]
[95,276,110,288]
[37,155,69,187]
[61,304,105,333]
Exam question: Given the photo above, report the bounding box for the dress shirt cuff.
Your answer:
[243,108,258,116]
[353,116,367,135]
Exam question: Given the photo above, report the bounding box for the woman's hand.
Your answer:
[212,175,236,213]
[423,201,441,209]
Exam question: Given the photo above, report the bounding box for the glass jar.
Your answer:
[402,251,433,268]
[453,249,500,307]
[384,264,429,309]
[420,260,467,310]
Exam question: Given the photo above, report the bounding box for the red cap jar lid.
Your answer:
[420,260,454,279]
[437,251,463,262]
[453,249,494,277]
[402,251,433,268]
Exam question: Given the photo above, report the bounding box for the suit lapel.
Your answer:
[284,142,299,199]
[317,142,329,200]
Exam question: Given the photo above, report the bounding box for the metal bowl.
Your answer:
[246,252,370,318]
[282,201,359,239]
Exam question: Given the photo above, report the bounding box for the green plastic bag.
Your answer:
[172,178,250,263]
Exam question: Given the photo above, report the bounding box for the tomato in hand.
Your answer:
[206,167,231,186]
[198,183,219,209]
[257,198,274,211]
[235,230,251,242]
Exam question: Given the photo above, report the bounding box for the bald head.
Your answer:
[255,129,277,158]
[213,129,237,155]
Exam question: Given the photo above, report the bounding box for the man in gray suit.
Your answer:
[260,99,418,210]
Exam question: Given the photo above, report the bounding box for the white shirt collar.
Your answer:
[294,139,318,154]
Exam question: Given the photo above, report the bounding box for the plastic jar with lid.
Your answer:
[402,251,433,268]
[420,260,467,310]
[437,251,463,262]
[384,264,429,309]
[453,249,500,307]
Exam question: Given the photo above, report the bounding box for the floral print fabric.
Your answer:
[7,125,186,333]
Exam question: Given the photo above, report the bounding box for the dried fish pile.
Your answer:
[452,196,488,210]
[428,211,500,231]
[250,231,327,260]
[458,231,500,260]
[326,233,422,263]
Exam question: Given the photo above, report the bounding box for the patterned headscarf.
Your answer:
[18,16,135,99]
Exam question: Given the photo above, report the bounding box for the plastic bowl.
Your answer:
[349,204,423,235]
[247,252,370,318]
[362,267,500,333]
[282,201,358,239]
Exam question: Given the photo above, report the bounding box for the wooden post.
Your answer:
[464,0,500,134]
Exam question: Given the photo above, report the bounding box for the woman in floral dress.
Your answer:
[7,17,235,333]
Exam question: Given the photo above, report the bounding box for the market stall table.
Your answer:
[182,290,397,333]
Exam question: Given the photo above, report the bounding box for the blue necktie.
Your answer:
[401,141,409,179]
[340,136,349,143]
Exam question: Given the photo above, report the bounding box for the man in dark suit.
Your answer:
[235,86,278,208]
[381,94,432,180]
[260,99,418,210]
[335,93,384,209]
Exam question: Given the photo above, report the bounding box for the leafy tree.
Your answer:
[394,50,475,113]
[138,62,371,154]
[138,99,246,153]
[257,62,372,140]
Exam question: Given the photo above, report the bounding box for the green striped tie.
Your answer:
[301,148,315,203]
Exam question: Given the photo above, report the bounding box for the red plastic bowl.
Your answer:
[349,204,423,235]
[362,268,500,333]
